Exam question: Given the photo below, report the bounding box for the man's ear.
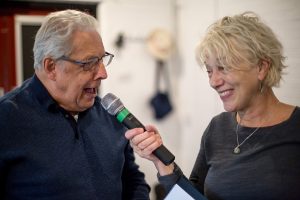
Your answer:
[43,58,57,81]
[258,59,270,81]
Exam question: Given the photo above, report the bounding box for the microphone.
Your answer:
[101,93,175,166]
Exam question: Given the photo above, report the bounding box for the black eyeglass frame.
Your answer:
[57,51,114,71]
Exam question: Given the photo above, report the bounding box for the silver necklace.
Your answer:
[233,123,260,154]
[233,101,280,154]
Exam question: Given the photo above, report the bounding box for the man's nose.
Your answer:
[94,62,108,80]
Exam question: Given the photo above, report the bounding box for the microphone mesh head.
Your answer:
[101,93,124,115]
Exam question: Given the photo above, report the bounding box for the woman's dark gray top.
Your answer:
[160,107,300,200]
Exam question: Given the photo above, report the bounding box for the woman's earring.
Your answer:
[259,81,264,93]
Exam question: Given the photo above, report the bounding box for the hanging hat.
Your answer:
[146,28,174,61]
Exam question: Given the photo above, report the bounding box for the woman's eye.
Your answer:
[218,66,231,74]
[206,70,212,77]
[218,66,225,71]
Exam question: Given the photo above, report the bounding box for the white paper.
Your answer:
[164,183,195,200]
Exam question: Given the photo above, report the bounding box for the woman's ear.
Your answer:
[258,59,270,81]
[43,58,57,81]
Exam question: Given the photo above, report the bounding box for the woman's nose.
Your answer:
[209,70,224,89]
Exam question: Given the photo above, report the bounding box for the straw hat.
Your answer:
[146,28,174,61]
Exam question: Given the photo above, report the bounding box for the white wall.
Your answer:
[98,0,300,198]
[98,1,181,198]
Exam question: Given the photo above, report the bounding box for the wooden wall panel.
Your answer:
[0,0,98,93]
[0,15,16,92]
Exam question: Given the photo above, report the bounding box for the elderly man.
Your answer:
[0,9,150,200]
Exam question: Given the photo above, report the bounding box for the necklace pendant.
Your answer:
[234,147,240,154]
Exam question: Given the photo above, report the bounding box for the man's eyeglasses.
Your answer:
[57,52,114,71]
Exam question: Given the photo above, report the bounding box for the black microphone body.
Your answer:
[101,93,175,166]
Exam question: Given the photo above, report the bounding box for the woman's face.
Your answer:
[205,55,261,112]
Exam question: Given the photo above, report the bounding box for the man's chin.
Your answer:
[81,99,95,110]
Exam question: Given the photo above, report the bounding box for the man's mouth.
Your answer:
[84,88,97,94]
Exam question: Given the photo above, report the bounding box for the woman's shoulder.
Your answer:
[279,104,300,122]
[289,106,300,121]
[293,106,300,113]
[206,111,236,131]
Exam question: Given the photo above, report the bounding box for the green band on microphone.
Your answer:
[116,108,130,123]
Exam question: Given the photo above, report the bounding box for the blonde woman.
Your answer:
[125,12,300,200]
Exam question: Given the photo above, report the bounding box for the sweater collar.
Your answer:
[30,74,59,113]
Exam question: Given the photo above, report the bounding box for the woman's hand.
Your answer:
[125,125,175,176]
[125,125,162,162]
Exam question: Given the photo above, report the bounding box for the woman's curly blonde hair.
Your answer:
[196,11,287,88]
